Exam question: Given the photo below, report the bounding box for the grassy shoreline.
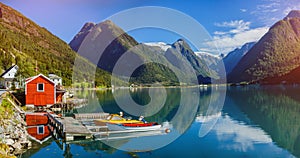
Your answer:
[0,93,31,157]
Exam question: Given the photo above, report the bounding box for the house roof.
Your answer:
[56,88,66,93]
[48,74,62,79]
[0,65,18,78]
[25,73,55,85]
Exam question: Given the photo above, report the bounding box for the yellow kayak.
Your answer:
[97,114,143,124]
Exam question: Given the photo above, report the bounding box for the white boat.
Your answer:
[93,129,166,140]
[107,123,162,131]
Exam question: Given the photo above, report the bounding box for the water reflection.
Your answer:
[226,86,300,157]
[23,86,300,157]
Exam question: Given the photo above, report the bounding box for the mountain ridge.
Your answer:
[69,22,96,52]
[223,42,256,74]
[228,10,300,83]
[71,21,218,85]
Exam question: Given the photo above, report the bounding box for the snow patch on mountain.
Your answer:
[195,51,222,59]
[143,42,172,51]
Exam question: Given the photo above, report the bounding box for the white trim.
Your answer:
[25,74,55,85]
[27,134,52,144]
[37,83,44,92]
[27,126,52,144]
[54,85,56,104]
[26,104,34,109]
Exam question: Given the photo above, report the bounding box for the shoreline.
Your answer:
[0,93,31,157]
[66,84,228,91]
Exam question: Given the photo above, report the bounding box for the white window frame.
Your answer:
[37,83,44,92]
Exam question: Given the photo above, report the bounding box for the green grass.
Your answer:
[0,99,14,119]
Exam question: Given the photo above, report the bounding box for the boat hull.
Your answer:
[107,123,162,131]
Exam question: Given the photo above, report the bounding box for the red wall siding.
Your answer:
[26,76,55,106]
[27,126,51,141]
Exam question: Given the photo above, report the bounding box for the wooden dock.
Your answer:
[47,112,168,142]
[60,117,93,141]
[48,113,93,141]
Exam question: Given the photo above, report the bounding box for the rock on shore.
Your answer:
[0,110,31,156]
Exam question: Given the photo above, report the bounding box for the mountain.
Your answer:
[170,39,217,82]
[143,42,172,52]
[223,42,256,74]
[195,52,221,70]
[71,21,217,85]
[69,22,96,52]
[0,2,112,87]
[72,20,139,72]
[71,21,182,85]
[228,10,300,83]
[260,65,300,84]
[284,10,300,20]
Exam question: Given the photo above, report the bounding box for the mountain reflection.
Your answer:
[51,86,300,157]
[226,86,300,157]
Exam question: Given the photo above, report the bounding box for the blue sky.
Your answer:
[1,0,300,54]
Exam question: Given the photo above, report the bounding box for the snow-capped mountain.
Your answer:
[224,42,256,74]
[143,42,172,51]
[195,51,221,68]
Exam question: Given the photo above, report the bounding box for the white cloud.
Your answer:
[283,3,300,15]
[215,20,250,29]
[203,19,269,54]
[213,31,227,35]
[214,20,251,35]
[240,9,247,12]
[256,2,280,10]
[202,0,300,55]
[213,115,272,151]
[203,26,269,54]
[251,0,300,26]
[261,8,279,13]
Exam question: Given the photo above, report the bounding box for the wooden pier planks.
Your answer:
[48,113,93,141]
[59,117,93,141]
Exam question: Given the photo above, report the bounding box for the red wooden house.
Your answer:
[25,74,65,108]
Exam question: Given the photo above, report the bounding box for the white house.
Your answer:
[48,74,62,87]
[0,65,19,89]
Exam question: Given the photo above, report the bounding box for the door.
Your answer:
[34,94,46,106]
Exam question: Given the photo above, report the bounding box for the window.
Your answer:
[37,125,44,134]
[37,83,44,92]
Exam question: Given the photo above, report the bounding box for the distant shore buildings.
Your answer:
[0,65,20,89]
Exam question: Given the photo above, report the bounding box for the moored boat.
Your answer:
[95,114,143,124]
[107,122,162,131]
[95,113,162,131]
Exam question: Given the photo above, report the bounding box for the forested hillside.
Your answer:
[0,2,113,87]
[229,10,300,83]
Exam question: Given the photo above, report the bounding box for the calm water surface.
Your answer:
[22,86,300,158]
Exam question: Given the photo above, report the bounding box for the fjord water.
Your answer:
[23,86,300,158]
